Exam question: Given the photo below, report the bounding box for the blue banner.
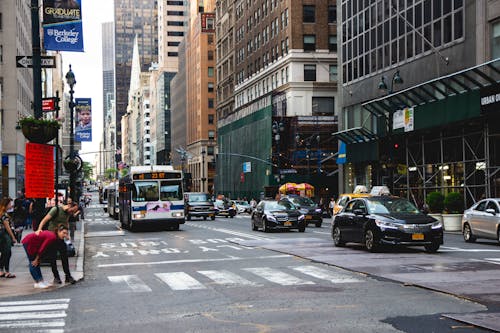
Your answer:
[42,0,84,52]
[336,142,347,164]
[75,98,92,142]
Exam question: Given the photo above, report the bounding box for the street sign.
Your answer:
[16,56,57,68]
[42,97,58,112]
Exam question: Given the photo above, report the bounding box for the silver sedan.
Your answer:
[462,198,500,243]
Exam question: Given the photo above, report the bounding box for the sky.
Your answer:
[61,0,114,163]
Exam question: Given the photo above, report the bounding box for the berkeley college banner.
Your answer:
[43,0,84,52]
[75,98,92,142]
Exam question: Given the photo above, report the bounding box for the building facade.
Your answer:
[216,0,339,200]
[337,1,500,208]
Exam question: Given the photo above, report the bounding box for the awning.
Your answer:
[331,126,378,144]
[362,58,500,119]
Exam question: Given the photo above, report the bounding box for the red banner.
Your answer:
[42,97,57,112]
[25,143,54,198]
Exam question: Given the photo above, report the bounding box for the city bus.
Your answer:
[106,182,119,220]
[118,165,185,231]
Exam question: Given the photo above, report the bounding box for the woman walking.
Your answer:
[0,197,18,278]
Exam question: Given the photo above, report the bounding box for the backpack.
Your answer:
[13,199,28,227]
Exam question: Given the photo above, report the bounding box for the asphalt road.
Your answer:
[1,195,496,333]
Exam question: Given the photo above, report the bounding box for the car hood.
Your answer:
[266,209,301,216]
[189,202,213,207]
[374,213,437,224]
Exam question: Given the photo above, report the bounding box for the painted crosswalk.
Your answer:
[0,298,70,332]
[108,265,362,292]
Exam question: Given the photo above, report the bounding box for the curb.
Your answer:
[76,220,85,277]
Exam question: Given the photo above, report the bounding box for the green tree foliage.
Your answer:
[425,192,445,213]
[105,168,118,180]
[444,192,464,214]
[82,162,94,180]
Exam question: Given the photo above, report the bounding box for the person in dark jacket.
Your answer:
[22,225,69,289]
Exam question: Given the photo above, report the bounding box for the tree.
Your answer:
[105,168,118,180]
[82,162,94,181]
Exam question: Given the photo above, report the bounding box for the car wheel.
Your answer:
[172,223,180,231]
[263,219,269,233]
[203,216,207,220]
[186,215,191,221]
[315,222,322,228]
[230,215,234,218]
[424,242,440,253]
[463,223,476,243]
[252,221,258,231]
[364,229,379,252]
[332,226,345,247]
[211,215,215,220]
[298,223,306,232]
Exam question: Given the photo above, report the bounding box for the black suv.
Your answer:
[184,192,216,221]
[281,195,323,227]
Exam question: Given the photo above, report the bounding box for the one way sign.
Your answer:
[16,56,56,68]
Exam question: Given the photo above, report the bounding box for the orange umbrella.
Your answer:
[279,182,297,194]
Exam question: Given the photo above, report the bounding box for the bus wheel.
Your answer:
[172,223,180,231]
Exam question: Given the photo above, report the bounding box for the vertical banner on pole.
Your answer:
[75,98,92,142]
[42,0,84,52]
[25,143,55,198]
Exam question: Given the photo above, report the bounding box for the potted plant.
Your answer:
[442,192,464,231]
[425,191,444,224]
[20,117,60,144]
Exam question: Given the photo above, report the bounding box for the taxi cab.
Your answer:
[333,185,371,215]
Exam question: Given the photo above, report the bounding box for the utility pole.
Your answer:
[31,0,42,119]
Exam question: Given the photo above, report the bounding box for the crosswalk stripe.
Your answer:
[0,310,67,321]
[33,330,64,333]
[155,272,206,290]
[108,275,152,292]
[198,270,258,286]
[244,267,315,285]
[0,304,68,313]
[291,266,362,283]
[0,299,70,306]
[0,319,65,328]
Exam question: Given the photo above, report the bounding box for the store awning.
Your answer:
[362,58,500,118]
[331,126,378,144]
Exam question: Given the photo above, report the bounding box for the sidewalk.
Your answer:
[0,221,85,298]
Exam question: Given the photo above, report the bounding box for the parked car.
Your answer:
[251,199,306,232]
[331,196,443,253]
[234,200,252,214]
[462,198,500,243]
[215,198,236,218]
[280,195,323,227]
[184,192,216,221]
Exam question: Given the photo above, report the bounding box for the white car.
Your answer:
[462,198,500,243]
[234,200,252,214]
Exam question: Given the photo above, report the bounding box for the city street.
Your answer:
[1,194,499,332]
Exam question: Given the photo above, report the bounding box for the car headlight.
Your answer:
[298,214,305,220]
[172,212,184,218]
[300,209,308,214]
[315,208,322,213]
[266,214,277,222]
[431,221,443,229]
[133,213,145,219]
[374,219,399,229]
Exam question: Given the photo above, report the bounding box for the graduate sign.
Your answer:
[43,0,84,52]
[75,98,92,142]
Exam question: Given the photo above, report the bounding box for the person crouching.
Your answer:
[21,224,69,289]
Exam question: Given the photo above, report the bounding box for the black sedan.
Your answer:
[280,196,323,227]
[331,196,443,253]
[251,200,306,232]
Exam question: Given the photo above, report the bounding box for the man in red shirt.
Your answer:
[22,225,69,289]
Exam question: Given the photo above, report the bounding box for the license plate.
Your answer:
[412,233,424,240]
[305,215,312,220]
[284,221,292,226]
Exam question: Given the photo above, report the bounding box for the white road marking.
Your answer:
[0,299,69,331]
[198,270,258,286]
[155,272,206,290]
[86,230,125,237]
[0,311,66,321]
[441,246,500,252]
[0,304,68,313]
[0,319,66,329]
[291,265,362,283]
[0,299,70,306]
[185,222,274,241]
[108,275,152,292]
[98,254,291,268]
[244,267,315,286]
[312,231,330,235]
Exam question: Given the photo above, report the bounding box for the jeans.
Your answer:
[23,244,43,282]
[0,231,12,272]
[47,238,71,279]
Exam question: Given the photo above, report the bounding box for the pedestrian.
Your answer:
[66,198,81,240]
[0,197,18,278]
[36,201,79,285]
[250,198,257,208]
[328,197,336,217]
[22,224,69,289]
[12,194,31,244]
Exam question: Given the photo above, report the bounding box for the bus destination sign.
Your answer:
[132,172,181,180]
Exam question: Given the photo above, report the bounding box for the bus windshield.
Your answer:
[160,181,183,201]
[133,181,159,202]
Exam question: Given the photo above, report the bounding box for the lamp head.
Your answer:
[393,70,403,85]
[378,76,388,91]
[279,122,284,132]
[65,65,76,87]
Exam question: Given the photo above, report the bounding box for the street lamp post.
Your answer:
[272,120,284,184]
[65,65,76,200]
[201,149,206,192]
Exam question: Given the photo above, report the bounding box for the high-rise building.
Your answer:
[337,1,500,207]
[0,0,33,197]
[114,0,158,151]
[185,0,217,193]
[216,0,339,199]
[171,41,188,172]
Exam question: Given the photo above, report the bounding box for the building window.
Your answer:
[208,82,214,92]
[304,64,316,81]
[492,21,500,59]
[168,31,184,36]
[208,50,214,60]
[207,146,215,155]
[167,41,181,46]
[329,65,338,82]
[206,17,215,30]
[208,98,214,108]
[167,52,178,57]
[208,114,214,124]
[208,67,214,77]
[303,35,316,51]
[328,5,336,23]
[208,130,215,140]
[312,97,335,116]
[329,35,337,52]
[208,34,214,44]
[303,5,315,23]
[167,21,184,26]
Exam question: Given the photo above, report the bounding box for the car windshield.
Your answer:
[366,198,420,215]
[290,196,316,207]
[189,193,212,202]
[266,201,295,210]
[235,201,249,205]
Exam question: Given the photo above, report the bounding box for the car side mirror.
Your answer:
[486,208,497,215]
[353,209,365,216]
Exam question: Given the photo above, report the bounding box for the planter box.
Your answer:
[442,214,463,232]
[21,124,58,143]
